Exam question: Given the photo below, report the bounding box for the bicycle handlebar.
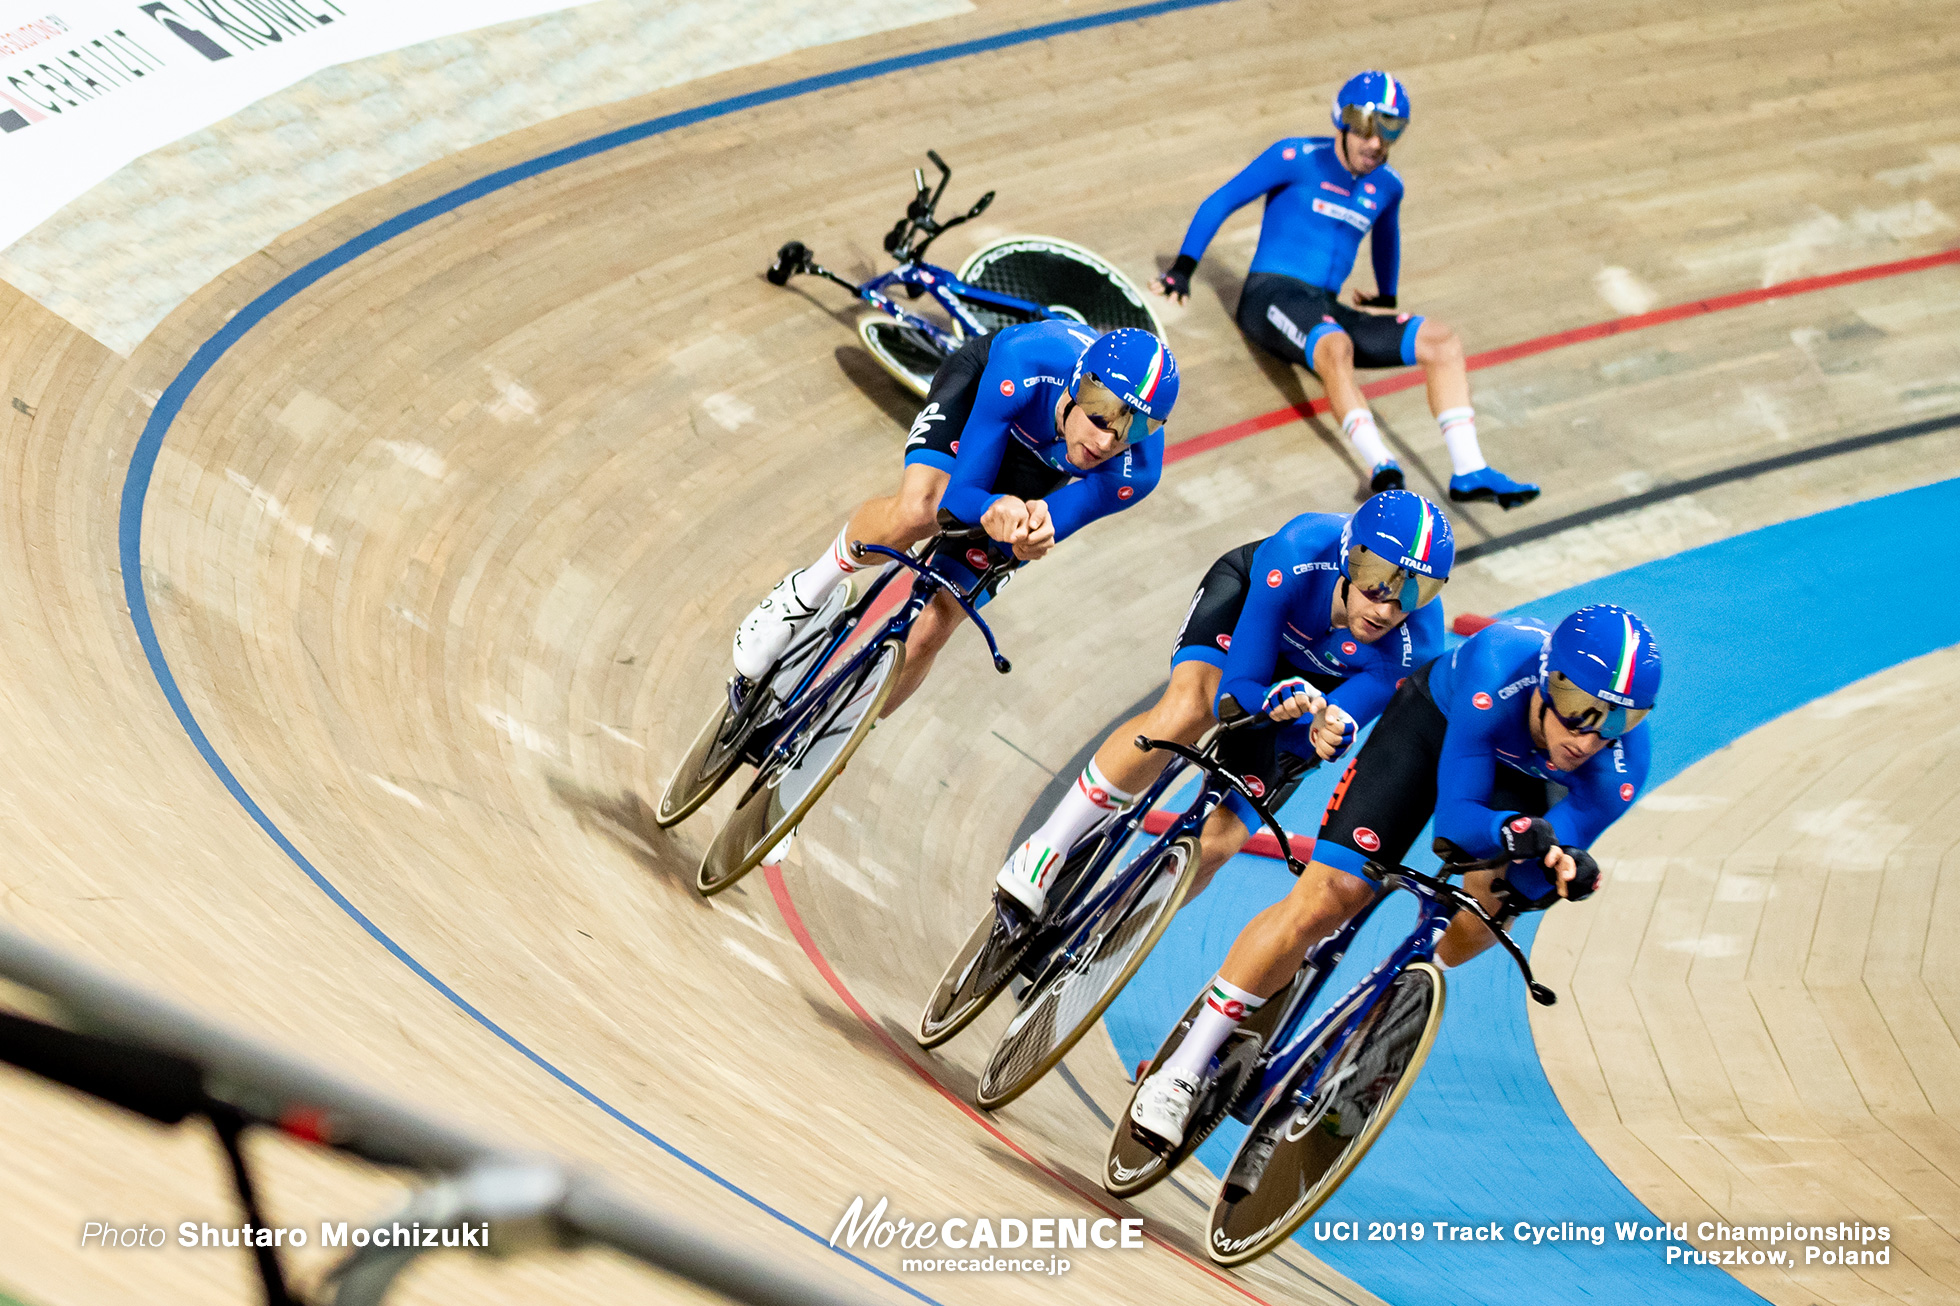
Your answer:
[1362,858,1558,1006]
[853,539,1013,674]
[1134,735,1308,877]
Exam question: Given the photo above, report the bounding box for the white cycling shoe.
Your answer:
[1129,1068,1200,1149]
[732,569,820,680]
[994,838,1065,920]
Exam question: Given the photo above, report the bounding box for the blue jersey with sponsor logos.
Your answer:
[938,321,1162,541]
[1424,619,1652,856]
[1177,138,1404,296]
[1216,512,1444,728]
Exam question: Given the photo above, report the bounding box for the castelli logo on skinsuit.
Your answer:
[1620,783,1635,801]
[1216,634,1232,651]
[1118,485,1134,500]
[1282,147,1297,160]
[966,548,990,569]
[1353,827,1380,852]
[1342,641,1358,655]
[1267,569,1283,588]
[1364,182,1377,193]
[1243,775,1266,797]
[1000,379,1015,396]
[1473,692,1493,709]
[1510,817,1534,834]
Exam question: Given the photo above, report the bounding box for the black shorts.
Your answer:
[902,333,1072,503]
[1170,540,1342,694]
[1315,662,1563,881]
[1236,272,1425,373]
[902,334,1065,603]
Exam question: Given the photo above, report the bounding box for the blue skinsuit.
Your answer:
[1178,137,1405,298]
[1423,619,1651,886]
[1209,512,1445,829]
[905,320,1163,543]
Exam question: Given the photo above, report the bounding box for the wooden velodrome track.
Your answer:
[2,1,1958,1303]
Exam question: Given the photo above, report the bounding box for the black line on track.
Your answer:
[1456,409,1960,563]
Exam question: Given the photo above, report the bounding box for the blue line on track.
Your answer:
[113,2,1238,1298]
[1108,478,1960,1305]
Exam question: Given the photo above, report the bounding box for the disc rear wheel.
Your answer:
[959,237,1165,336]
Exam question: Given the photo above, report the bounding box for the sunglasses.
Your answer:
[1338,103,1408,143]
[1074,375,1165,443]
[1346,544,1446,611]
[1544,671,1650,740]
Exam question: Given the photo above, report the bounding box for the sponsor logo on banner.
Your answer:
[0,0,586,248]
[1473,691,1493,709]
[1353,827,1380,852]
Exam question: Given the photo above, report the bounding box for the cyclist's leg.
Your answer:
[1148,681,1443,1083]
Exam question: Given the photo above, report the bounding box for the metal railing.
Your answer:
[0,922,864,1306]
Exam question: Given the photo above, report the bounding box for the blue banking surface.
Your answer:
[1105,478,1960,1305]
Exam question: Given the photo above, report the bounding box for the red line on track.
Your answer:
[762,864,1277,1305]
[1164,245,1960,466]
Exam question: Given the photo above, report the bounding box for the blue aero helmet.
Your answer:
[1069,328,1178,444]
[1331,70,1411,144]
[1338,489,1454,610]
[1540,604,1662,738]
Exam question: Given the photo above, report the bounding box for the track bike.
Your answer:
[767,150,1164,396]
[1103,819,1556,1267]
[655,518,1015,896]
[918,716,1315,1114]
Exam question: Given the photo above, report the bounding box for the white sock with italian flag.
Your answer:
[1027,758,1136,864]
[1159,975,1264,1083]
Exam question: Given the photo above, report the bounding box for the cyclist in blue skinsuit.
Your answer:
[733,320,1176,716]
[1152,71,1539,510]
[1131,604,1660,1147]
[996,491,1452,919]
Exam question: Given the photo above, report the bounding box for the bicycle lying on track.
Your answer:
[655,516,1015,896]
[1104,827,1556,1267]
[916,716,1314,1112]
[767,150,1164,396]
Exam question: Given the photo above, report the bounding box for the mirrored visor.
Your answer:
[1347,544,1446,610]
[1075,374,1164,443]
[1546,671,1652,739]
[1339,103,1408,142]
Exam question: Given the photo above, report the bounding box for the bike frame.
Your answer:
[1017,723,1308,998]
[1235,859,1551,1127]
[733,536,1015,788]
[854,263,1057,355]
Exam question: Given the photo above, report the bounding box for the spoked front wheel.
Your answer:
[696,637,902,896]
[1206,962,1446,1267]
[976,834,1199,1109]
